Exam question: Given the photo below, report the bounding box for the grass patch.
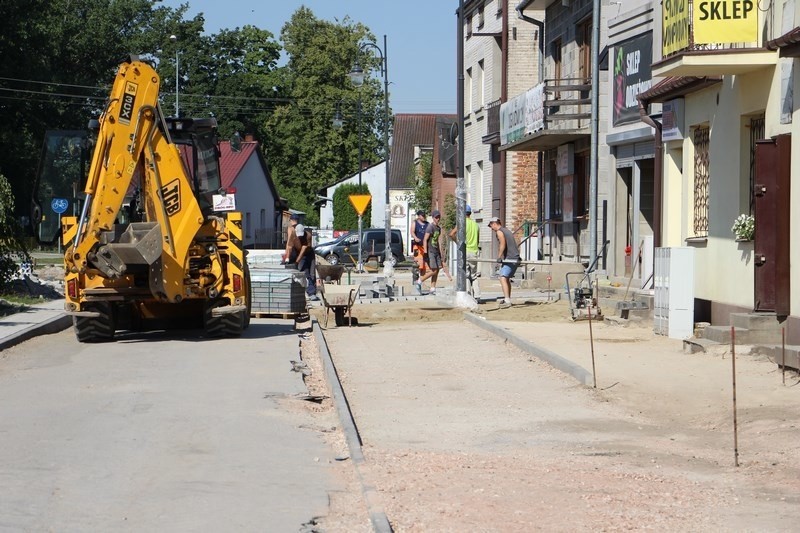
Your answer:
[0,293,44,306]
[33,256,63,266]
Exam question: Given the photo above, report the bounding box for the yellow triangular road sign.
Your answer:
[349,194,372,216]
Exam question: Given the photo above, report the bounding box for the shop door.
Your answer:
[753,135,791,314]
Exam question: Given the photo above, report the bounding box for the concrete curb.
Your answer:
[311,319,393,533]
[464,312,594,386]
[0,314,71,352]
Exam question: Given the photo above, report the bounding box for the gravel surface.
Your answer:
[306,302,800,532]
[21,265,800,531]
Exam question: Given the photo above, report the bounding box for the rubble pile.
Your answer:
[0,264,64,314]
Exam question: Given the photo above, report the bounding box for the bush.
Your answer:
[332,183,372,231]
[0,173,31,287]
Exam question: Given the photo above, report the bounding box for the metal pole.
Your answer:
[357,95,364,273]
[357,214,363,273]
[382,35,394,277]
[357,94,362,187]
[456,0,466,294]
[175,49,179,117]
[589,0,601,267]
[588,303,597,389]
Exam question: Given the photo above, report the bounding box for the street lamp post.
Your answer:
[332,102,365,272]
[456,1,467,299]
[170,34,179,116]
[350,35,392,277]
[357,94,362,187]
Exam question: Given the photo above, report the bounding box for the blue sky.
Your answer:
[159,0,458,114]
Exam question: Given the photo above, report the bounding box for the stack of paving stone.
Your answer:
[250,267,307,315]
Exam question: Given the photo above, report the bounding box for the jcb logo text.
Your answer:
[162,179,181,216]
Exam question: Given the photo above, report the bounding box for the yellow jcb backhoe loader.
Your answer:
[47,56,251,342]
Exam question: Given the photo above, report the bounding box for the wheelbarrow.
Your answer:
[316,264,345,284]
[318,282,360,327]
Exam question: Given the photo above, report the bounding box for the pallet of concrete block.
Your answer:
[250,266,307,317]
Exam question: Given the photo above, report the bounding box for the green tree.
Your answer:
[261,8,389,226]
[0,1,390,237]
[168,25,284,140]
[0,174,30,287]
[332,183,372,232]
[409,151,433,215]
[0,0,190,223]
[443,193,457,234]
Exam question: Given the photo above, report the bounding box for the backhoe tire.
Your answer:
[204,299,245,338]
[73,303,116,343]
[244,263,252,330]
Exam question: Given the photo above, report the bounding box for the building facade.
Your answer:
[606,0,657,282]
[646,0,799,338]
[509,0,610,266]
[463,0,540,262]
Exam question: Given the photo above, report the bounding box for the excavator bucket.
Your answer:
[93,222,162,278]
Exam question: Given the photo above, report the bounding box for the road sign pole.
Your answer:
[51,198,69,255]
[348,194,372,274]
[358,215,363,273]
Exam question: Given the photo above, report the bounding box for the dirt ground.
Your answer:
[309,294,574,325]
[22,265,800,530]
[298,299,800,532]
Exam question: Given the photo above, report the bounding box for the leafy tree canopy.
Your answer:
[0,1,389,241]
[410,151,433,215]
[0,173,29,287]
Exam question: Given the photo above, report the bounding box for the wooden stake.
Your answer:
[782,327,786,386]
[731,326,739,467]
[588,304,597,389]
[623,239,645,302]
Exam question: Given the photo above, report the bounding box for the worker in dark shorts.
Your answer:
[294,224,318,300]
[488,216,520,308]
[411,209,428,286]
[415,210,443,295]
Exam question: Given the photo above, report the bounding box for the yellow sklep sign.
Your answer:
[693,0,757,44]
[662,0,690,56]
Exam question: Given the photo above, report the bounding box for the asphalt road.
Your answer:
[0,319,341,531]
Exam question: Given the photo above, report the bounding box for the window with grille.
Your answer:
[578,20,592,82]
[693,126,710,237]
[749,115,765,215]
[546,153,562,219]
[552,39,562,83]
[466,67,473,112]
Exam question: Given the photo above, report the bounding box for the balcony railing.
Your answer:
[499,78,593,148]
[482,99,501,144]
[544,77,591,125]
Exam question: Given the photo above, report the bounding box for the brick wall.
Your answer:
[508,151,539,231]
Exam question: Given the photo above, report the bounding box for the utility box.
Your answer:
[654,247,694,339]
[250,267,307,315]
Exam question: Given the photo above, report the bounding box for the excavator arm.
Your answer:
[67,57,203,302]
[54,56,250,342]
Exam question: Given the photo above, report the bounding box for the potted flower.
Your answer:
[731,214,754,241]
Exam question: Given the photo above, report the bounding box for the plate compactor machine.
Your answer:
[565,240,610,321]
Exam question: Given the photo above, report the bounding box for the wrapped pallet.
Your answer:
[249,267,307,315]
